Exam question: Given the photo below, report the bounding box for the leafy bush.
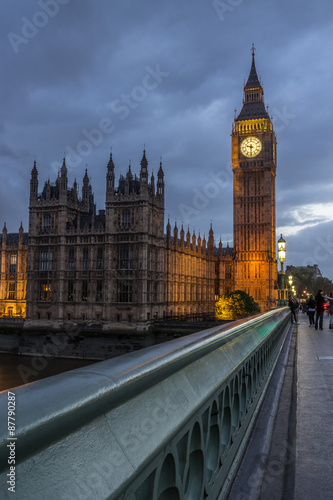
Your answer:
[215,290,260,320]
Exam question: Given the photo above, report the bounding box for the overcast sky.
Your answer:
[2,0,333,279]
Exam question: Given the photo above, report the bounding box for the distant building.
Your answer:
[0,49,278,327]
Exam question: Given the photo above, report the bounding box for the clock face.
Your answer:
[241,136,262,157]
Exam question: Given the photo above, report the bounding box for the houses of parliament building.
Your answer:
[0,51,278,329]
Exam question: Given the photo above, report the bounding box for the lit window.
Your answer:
[9,254,17,273]
[8,282,16,300]
[40,281,52,301]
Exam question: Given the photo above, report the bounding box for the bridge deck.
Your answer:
[228,311,333,499]
[294,311,333,500]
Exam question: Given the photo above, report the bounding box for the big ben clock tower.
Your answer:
[232,46,277,310]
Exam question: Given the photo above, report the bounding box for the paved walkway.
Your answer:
[228,311,333,499]
[295,311,333,499]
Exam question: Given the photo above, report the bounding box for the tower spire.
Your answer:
[30,158,38,200]
[235,46,269,121]
[140,147,148,185]
[60,156,68,193]
[106,150,115,199]
[157,159,164,199]
[244,44,261,91]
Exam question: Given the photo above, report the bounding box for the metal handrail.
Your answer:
[0,307,290,499]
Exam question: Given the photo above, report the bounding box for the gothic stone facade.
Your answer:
[22,150,234,327]
[0,52,278,325]
[0,224,28,318]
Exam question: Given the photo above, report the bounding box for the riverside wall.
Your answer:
[0,319,223,360]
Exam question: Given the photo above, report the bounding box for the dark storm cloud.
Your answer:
[2,0,333,277]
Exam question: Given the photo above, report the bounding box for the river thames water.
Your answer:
[0,353,97,392]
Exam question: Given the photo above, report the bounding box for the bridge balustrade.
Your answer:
[0,308,290,499]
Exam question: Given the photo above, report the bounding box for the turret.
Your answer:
[202,234,207,253]
[72,178,78,203]
[157,160,164,199]
[2,222,7,249]
[89,188,96,216]
[166,218,171,246]
[140,148,148,187]
[219,237,223,257]
[106,151,115,200]
[55,171,60,190]
[60,157,68,193]
[19,222,24,249]
[180,224,185,248]
[173,221,178,246]
[30,160,38,201]
[197,232,201,253]
[150,171,155,198]
[82,169,90,212]
[45,179,51,200]
[125,163,132,195]
[186,226,191,248]
[208,222,214,256]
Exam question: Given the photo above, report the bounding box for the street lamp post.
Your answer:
[277,234,287,306]
[288,275,293,289]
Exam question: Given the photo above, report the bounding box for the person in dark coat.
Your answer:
[288,294,299,324]
[315,289,326,330]
[306,295,316,327]
[325,291,333,328]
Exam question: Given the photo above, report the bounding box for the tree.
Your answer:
[215,290,260,321]
[312,276,333,295]
[287,266,333,298]
[288,267,315,296]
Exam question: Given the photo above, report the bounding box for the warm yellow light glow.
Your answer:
[1,301,26,318]
[277,234,286,263]
[241,136,262,157]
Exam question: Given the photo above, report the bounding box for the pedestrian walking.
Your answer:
[288,293,299,325]
[325,291,333,329]
[306,295,316,327]
[315,289,326,330]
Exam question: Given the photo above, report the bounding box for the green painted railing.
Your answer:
[0,308,290,499]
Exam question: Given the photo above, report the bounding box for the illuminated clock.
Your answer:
[241,136,262,157]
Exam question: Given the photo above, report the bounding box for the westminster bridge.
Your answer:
[1,308,333,499]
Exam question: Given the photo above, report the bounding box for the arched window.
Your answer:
[122,210,131,228]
